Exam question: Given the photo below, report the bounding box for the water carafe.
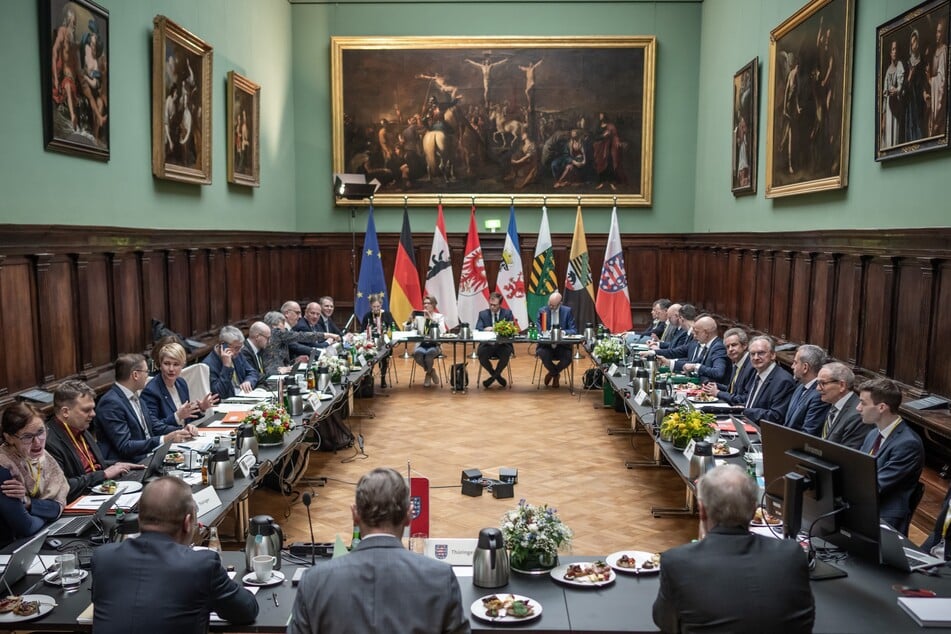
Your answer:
[245,515,284,572]
[472,528,510,588]
[688,441,716,481]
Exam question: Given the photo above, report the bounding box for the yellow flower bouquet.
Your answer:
[659,407,717,449]
[493,319,519,338]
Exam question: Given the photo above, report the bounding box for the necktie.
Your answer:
[660,323,670,341]
[729,363,742,392]
[256,351,264,373]
[130,394,151,438]
[746,376,762,408]
[821,406,838,438]
[786,385,805,424]
[693,344,705,362]
[492,312,496,326]
[869,433,884,456]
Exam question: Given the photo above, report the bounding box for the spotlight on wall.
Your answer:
[333,173,380,200]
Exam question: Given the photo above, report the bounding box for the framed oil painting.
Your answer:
[227,71,260,186]
[766,0,855,198]
[151,15,213,185]
[331,36,656,207]
[39,0,110,160]
[875,0,949,161]
[732,58,758,195]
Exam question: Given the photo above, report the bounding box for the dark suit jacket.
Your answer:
[202,348,261,400]
[92,531,258,634]
[653,526,814,633]
[742,365,797,424]
[921,484,951,559]
[292,318,330,356]
[636,319,664,339]
[537,305,577,334]
[288,534,468,634]
[240,341,267,386]
[44,418,113,502]
[475,307,514,330]
[659,326,689,350]
[140,376,192,427]
[361,310,398,334]
[823,393,867,450]
[315,315,342,336]
[96,384,180,462]
[860,420,925,531]
[783,381,830,436]
[0,465,62,546]
[715,357,756,405]
[670,337,729,385]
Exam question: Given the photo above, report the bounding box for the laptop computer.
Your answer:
[728,415,760,452]
[118,440,172,484]
[47,491,124,538]
[880,523,946,572]
[0,529,48,587]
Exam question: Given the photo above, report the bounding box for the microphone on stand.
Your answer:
[302,492,317,566]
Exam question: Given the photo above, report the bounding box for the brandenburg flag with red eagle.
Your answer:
[456,206,490,327]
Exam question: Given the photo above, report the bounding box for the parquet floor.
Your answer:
[248,344,699,556]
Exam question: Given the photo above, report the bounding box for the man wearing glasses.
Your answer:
[96,354,198,463]
[741,336,796,424]
[241,321,271,386]
[815,362,865,449]
[202,325,260,399]
[476,292,514,388]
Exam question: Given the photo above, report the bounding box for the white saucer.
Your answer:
[242,570,285,587]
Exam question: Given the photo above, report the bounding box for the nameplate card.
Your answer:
[607,363,619,377]
[426,538,478,565]
[193,486,223,518]
[358,355,367,368]
[634,389,649,405]
[683,439,697,462]
[236,450,256,479]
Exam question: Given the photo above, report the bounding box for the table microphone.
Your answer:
[302,492,317,565]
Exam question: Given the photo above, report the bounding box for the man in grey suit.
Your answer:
[816,362,866,449]
[92,477,258,634]
[289,467,470,634]
[653,464,814,633]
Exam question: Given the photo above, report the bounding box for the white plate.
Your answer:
[317,393,334,401]
[0,595,57,623]
[91,480,143,495]
[711,445,741,458]
[241,570,285,587]
[42,569,89,586]
[687,396,719,404]
[550,562,616,587]
[470,594,542,623]
[605,550,661,575]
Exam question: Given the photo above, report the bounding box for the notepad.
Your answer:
[898,597,951,627]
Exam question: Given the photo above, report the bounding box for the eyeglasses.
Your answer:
[15,429,47,443]
[133,366,149,374]
[749,351,771,357]
[816,379,842,386]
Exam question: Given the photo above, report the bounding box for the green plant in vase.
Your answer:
[500,500,573,573]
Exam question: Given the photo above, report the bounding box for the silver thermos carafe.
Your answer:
[235,423,259,459]
[689,441,716,481]
[584,323,596,345]
[207,448,234,490]
[472,527,510,588]
[245,515,284,572]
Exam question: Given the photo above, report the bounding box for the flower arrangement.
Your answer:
[317,354,349,382]
[659,407,717,448]
[500,500,573,571]
[493,319,519,338]
[593,337,624,365]
[350,333,379,361]
[243,403,292,445]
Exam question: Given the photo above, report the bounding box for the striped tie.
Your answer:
[821,407,838,438]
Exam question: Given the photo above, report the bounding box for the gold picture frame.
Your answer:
[331,36,656,207]
[732,58,759,195]
[151,15,213,185]
[766,0,855,198]
[227,71,260,187]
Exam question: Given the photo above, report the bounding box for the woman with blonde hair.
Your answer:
[141,342,216,426]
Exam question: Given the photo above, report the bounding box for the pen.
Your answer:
[272,592,279,607]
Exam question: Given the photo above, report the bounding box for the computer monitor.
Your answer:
[761,421,880,562]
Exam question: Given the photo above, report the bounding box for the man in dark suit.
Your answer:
[92,477,258,634]
[535,292,577,388]
[742,335,797,424]
[292,301,336,352]
[657,316,730,385]
[240,321,271,386]
[628,298,670,344]
[651,303,698,351]
[653,464,814,633]
[315,296,344,337]
[921,483,951,561]
[816,362,866,449]
[476,291,514,388]
[702,327,754,404]
[857,378,924,534]
[202,326,261,399]
[783,344,830,435]
[289,468,468,634]
[44,380,142,502]
[97,354,197,463]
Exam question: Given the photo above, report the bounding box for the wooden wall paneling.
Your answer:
[208,249,226,329]
[239,247,255,320]
[187,249,210,336]
[709,248,726,316]
[890,258,933,391]
[809,252,836,350]
[859,256,896,376]
[626,245,657,304]
[724,249,742,322]
[738,250,756,326]
[166,249,191,337]
[768,251,792,340]
[264,246,283,313]
[753,250,774,333]
[0,257,40,396]
[139,250,155,352]
[34,254,78,383]
[926,260,951,397]
[142,250,167,329]
[223,248,241,324]
[76,252,113,374]
[787,251,813,344]
[830,254,862,364]
[108,252,143,359]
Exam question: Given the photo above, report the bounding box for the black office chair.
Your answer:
[899,481,926,535]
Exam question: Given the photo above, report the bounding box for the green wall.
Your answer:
[291,1,702,236]
[694,0,951,232]
[0,0,297,231]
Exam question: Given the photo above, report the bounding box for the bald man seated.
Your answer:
[92,477,258,633]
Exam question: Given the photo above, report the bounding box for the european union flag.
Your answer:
[355,205,387,322]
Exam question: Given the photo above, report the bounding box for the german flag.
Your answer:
[389,208,423,325]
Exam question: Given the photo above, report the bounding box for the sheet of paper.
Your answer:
[471,330,495,341]
[390,330,415,342]
[213,404,256,413]
[452,566,474,578]
[68,492,141,511]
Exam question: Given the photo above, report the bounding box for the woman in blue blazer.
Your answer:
[141,343,216,427]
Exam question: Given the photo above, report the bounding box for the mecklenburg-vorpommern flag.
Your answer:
[527,205,557,322]
[563,203,596,328]
[389,207,423,326]
[355,204,387,322]
[595,205,632,333]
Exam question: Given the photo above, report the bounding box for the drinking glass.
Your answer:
[56,553,82,591]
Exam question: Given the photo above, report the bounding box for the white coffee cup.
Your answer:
[252,554,276,582]
[56,553,82,590]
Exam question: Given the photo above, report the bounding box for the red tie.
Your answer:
[870,433,884,456]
